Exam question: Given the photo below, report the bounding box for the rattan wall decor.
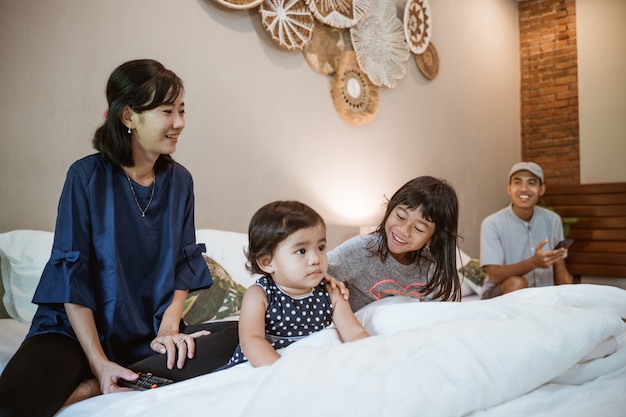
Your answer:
[211,0,438,125]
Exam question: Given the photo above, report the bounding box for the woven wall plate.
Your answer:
[350,0,409,88]
[303,22,346,75]
[414,41,439,80]
[260,0,314,51]
[331,51,379,126]
[212,0,264,10]
[305,0,368,29]
[404,0,432,54]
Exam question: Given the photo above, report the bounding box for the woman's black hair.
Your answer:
[369,176,462,301]
[246,201,325,275]
[92,59,184,170]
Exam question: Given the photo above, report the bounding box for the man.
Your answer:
[480,162,573,299]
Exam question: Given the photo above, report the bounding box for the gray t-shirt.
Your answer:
[480,204,564,289]
[327,235,434,312]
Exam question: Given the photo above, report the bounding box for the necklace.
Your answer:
[122,168,155,218]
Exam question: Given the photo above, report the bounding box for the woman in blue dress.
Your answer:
[0,59,238,417]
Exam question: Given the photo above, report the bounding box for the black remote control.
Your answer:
[118,372,174,390]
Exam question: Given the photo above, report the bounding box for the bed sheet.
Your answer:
[0,319,29,374]
[54,284,626,417]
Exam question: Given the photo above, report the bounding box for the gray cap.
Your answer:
[509,162,544,183]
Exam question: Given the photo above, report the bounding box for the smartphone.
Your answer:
[554,238,574,250]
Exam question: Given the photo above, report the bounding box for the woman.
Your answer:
[0,59,237,417]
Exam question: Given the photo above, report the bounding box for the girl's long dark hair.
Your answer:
[93,59,184,170]
[369,176,461,301]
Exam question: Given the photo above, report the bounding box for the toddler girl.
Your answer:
[226,200,368,368]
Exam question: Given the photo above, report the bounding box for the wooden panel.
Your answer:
[545,182,626,195]
[568,241,626,253]
[567,252,626,266]
[568,217,626,229]
[550,205,626,217]
[567,264,626,277]
[542,182,626,279]
[567,229,626,241]
[543,193,626,206]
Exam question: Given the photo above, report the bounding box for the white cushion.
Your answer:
[0,230,54,322]
[0,228,257,324]
[195,229,259,288]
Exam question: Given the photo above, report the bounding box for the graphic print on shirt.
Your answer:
[369,279,425,300]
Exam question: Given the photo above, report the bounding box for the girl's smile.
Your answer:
[385,205,435,264]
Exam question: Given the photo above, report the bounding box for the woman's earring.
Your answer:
[128,127,131,134]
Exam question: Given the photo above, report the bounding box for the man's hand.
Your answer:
[532,239,568,269]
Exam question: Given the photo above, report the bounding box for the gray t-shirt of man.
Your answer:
[480,204,564,289]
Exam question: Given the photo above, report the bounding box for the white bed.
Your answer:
[1,230,625,417]
[47,284,626,417]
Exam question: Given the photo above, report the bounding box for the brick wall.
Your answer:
[519,0,579,185]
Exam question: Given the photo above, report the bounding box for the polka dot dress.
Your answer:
[227,274,333,367]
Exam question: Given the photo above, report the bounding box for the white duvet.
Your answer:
[57,284,626,417]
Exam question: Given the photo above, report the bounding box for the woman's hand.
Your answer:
[150,330,211,370]
[154,289,210,369]
[94,360,140,394]
[63,302,138,393]
[324,275,349,301]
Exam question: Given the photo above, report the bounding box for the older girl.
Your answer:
[328,176,462,312]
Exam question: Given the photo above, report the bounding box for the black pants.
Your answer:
[0,321,238,417]
[131,321,239,380]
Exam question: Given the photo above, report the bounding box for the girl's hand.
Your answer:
[324,275,349,301]
[150,330,211,370]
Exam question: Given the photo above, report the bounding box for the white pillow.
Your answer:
[195,229,259,288]
[0,228,257,322]
[0,230,54,322]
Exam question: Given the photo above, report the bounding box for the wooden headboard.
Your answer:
[542,182,626,280]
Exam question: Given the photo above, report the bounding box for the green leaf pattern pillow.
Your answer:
[183,255,247,324]
[460,258,488,287]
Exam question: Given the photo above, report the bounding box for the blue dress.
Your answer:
[226,275,333,367]
[26,154,212,366]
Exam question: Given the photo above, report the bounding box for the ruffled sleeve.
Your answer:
[175,241,212,292]
[33,249,96,310]
[172,172,212,292]
[31,160,99,310]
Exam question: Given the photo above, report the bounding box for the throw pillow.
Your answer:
[183,255,247,325]
[0,230,54,322]
[460,258,488,296]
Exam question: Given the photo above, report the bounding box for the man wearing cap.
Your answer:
[480,162,573,299]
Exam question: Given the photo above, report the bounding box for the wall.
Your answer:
[577,0,626,184]
[519,0,626,186]
[518,0,626,289]
[519,0,580,185]
[576,0,626,288]
[0,0,521,255]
